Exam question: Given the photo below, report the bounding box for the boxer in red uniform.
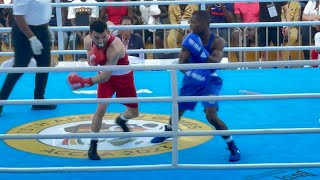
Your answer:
[67,20,139,160]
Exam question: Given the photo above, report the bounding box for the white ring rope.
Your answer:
[0,60,320,73]
[0,93,320,105]
[1,163,320,173]
[0,21,318,33]
[0,46,319,56]
[2,128,320,140]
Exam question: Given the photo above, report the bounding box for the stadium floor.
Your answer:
[0,68,320,180]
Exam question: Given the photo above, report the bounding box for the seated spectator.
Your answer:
[311,32,320,67]
[117,16,144,57]
[158,5,169,24]
[0,0,10,49]
[281,1,301,60]
[50,0,73,61]
[100,0,133,25]
[68,0,99,61]
[301,0,320,60]
[106,21,116,35]
[136,0,166,58]
[232,2,259,62]
[167,4,198,51]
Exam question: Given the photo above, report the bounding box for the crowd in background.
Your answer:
[0,0,319,62]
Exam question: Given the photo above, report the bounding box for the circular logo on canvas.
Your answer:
[5,113,213,158]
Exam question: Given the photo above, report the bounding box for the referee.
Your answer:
[0,0,57,115]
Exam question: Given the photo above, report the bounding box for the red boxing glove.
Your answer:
[67,73,93,90]
[88,46,106,66]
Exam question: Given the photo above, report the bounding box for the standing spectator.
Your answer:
[207,3,234,56]
[167,4,198,51]
[258,1,290,61]
[282,1,301,60]
[301,0,320,60]
[136,0,166,58]
[232,2,259,62]
[100,0,133,25]
[0,0,57,115]
[117,16,144,57]
[68,0,99,61]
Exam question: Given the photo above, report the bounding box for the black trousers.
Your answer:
[0,23,51,103]
[258,27,284,47]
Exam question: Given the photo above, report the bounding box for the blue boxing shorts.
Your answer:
[178,69,222,111]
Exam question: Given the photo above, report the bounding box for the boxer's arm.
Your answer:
[91,38,124,84]
[207,36,225,63]
[179,47,192,74]
[84,35,92,61]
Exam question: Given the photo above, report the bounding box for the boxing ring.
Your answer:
[1,0,320,179]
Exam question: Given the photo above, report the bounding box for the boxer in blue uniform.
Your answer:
[150,10,240,162]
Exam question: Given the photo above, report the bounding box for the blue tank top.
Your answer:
[184,32,220,87]
[189,33,215,64]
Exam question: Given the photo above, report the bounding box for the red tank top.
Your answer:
[92,35,129,66]
[105,0,128,25]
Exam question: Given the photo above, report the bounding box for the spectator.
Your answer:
[232,2,259,62]
[258,1,290,61]
[282,1,301,60]
[167,4,198,52]
[50,0,72,61]
[159,5,169,24]
[301,0,320,60]
[136,0,166,58]
[117,16,144,57]
[310,32,320,67]
[0,0,10,49]
[68,0,99,61]
[207,3,234,57]
[100,0,133,25]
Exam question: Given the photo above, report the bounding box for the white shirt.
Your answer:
[13,0,52,25]
[139,0,161,25]
[67,0,99,19]
[303,0,320,16]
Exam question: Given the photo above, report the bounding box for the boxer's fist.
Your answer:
[88,46,106,66]
[67,73,93,90]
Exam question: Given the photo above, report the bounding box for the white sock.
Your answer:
[120,114,129,121]
[225,136,233,143]
[91,132,98,141]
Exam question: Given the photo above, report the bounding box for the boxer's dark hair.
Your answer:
[90,20,108,33]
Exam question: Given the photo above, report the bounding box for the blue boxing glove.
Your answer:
[181,33,210,63]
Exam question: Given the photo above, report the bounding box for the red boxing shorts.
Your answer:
[97,71,138,108]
